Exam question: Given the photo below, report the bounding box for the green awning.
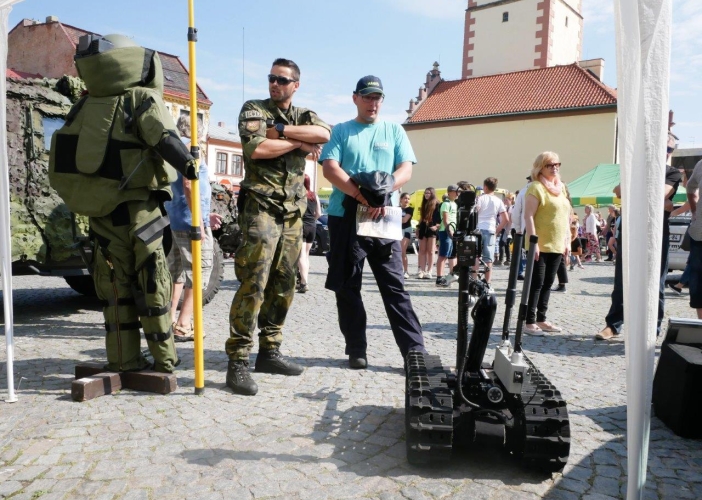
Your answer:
[568,163,686,207]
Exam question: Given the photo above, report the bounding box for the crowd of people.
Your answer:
[56,37,697,400]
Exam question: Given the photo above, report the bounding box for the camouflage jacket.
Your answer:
[238,99,330,218]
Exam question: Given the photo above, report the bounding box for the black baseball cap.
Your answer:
[354,75,384,96]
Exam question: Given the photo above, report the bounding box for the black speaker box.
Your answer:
[652,342,702,438]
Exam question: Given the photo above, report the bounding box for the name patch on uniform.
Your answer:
[245,120,261,132]
[242,110,263,120]
[373,142,389,150]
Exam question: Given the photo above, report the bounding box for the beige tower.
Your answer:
[462,0,583,78]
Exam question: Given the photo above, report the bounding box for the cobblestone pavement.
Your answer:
[1,255,700,499]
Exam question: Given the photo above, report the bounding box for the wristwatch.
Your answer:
[275,123,286,138]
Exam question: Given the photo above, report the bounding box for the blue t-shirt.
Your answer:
[165,162,211,231]
[320,120,417,217]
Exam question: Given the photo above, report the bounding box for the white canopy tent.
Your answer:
[0,0,673,497]
[614,0,672,498]
[0,0,21,404]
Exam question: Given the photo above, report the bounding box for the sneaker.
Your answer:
[494,260,502,266]
[226,359,258,395]
[578,264,584,269]
[517,274,525,281]
[424,272,433,280]
[297,284,309,294]
[667,282,683,294]
[523,324,545,336]
[417,270,425,279]
[551,284,567,293]
[595,326,618,340]
[436,277,448,287]
[536,321,562,332]
[569,264,575,271]
[255,348,304,376]
[445,273,458,286]
[403,271,410,279]
[349,356,368,369]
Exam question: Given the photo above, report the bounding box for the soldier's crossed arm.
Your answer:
[238,103,302,160]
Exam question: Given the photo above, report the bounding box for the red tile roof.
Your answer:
[6,68,42,79]
[406,64,617,125]
[11,19,211,106]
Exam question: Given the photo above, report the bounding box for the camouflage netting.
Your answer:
[209,182,240,254]
[7,76,89,265]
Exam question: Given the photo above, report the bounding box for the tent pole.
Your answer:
[0,2,18,403]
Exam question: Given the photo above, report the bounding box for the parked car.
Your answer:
[668,213,690,272]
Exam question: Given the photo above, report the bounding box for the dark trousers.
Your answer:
[605,228,668,334]
[556,256,568,285]
[327,216,425,359]
[526,252,562,324]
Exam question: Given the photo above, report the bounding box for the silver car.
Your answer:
[668,214,690,272]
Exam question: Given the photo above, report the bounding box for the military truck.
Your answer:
[7,75,224,304]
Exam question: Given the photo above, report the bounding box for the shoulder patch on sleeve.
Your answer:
[245,120,261,132]
[242,109,264,120]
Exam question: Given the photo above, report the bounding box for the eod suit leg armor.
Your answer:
[49,34,198,373]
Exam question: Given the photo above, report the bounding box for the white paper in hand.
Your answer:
[356,205,402,240]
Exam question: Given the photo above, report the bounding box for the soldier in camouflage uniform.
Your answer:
[225,58,330,395]
[49,34,198,373]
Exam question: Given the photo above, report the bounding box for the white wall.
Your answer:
[550,0,582,65]
[470,0,540,77]
[404,110,617,194]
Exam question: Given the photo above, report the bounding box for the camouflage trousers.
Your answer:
[90,197,178,373]
[226,197,302,360]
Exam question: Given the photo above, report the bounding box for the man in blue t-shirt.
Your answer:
[320,75,426,369]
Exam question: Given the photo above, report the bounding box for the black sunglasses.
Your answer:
[268,74,297,86]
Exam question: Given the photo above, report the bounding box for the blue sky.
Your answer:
[8,0,701,148]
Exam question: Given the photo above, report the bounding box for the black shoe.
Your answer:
[551,284,567,292]
[667,282,683,295]
[255,348,304,376]
[349,356,368,369]
[226,360,258,395]
[436,277,448,287]
[297,284,309,293]
[517,274,525,281]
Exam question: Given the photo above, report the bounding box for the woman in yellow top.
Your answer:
[523,152,572,335]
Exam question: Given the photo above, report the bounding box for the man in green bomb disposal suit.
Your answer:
[49,34,198,373]
[226,58,330,395]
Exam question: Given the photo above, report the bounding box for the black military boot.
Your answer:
[226,359,258,395]
[255,348,304,376]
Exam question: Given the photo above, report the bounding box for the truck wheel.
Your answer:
[64,275,97,297]
[178,238,225,309]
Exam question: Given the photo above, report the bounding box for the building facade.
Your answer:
[463,0,583,78]
[7,16,212,134]
[404,63,617,193]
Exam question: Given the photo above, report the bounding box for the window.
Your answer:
[231,154,243,177]
[216,152,227,174]
[42,117,65,150]
[502,12,509,22]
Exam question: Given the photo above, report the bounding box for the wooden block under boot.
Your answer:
[71,372,122,402]
[120,370,177,394]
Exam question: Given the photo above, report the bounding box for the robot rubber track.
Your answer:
[405,350,571,472]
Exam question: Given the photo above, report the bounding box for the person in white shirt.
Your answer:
[583,205,601,262]
[473,177,509,283]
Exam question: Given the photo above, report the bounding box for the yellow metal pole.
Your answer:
[187,0,205,395]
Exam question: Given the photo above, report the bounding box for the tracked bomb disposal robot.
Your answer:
[405,189,571,472]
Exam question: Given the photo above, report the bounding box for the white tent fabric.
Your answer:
[0,0,22,403]
[614,0,672,498]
